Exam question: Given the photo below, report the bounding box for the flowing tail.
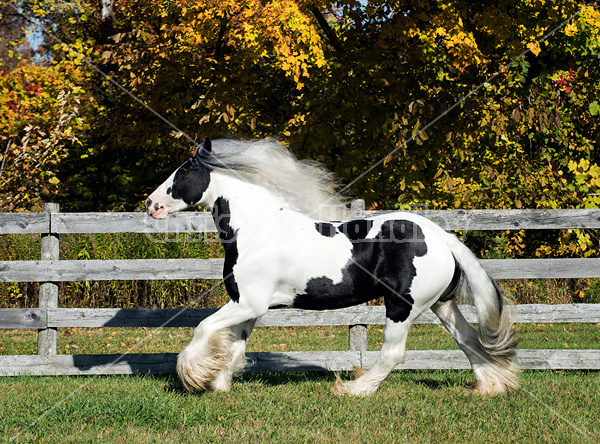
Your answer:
[445,233,520,394]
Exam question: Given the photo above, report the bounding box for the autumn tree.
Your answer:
[1,0,599,234]
[0,1,103,210]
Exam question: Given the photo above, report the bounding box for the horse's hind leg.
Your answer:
[332,317,412,397]
[211,319,257,392]
[431,299,518,395]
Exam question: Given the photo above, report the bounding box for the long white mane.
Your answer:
[202,139,350,221]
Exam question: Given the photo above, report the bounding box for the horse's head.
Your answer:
[146,139,213,219]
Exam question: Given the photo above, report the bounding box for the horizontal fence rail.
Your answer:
[2,258,600,282]
[2,208,600,235]
[1,205,599,376]
[2,304,600,330]
[4,349,600,377]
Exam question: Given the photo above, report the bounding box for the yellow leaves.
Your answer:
[568,158,589,172]
[418,6,485,69]
[178,0,327,87]
[582,5,600,26]
[564,22,578,37]
[568,158,600,206]
[529,42,542,56]
[48,177,60,185]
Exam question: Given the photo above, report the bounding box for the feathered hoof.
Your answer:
[331,368,377,397]
[473,363,520,396]
[331,373,350,396]
[176,330,233,393]
[352,366,367,379]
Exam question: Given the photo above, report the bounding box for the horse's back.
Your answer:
[265,210,457,314]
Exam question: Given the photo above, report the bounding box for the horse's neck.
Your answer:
[206,173,286,223]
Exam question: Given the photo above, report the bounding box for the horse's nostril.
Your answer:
[145,199,152,209]
[154,202,160,211]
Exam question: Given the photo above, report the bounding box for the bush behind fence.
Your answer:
[2,232,599,309]
[0,231,229,309]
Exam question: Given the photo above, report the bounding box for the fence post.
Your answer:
[38,202,59,356]
[348,199,368,355]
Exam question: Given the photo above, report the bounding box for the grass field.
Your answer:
[1,323,600,443]
[2,370,599,443]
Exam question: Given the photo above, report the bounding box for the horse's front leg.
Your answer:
[210,319,257,392]
[177,299,265,393]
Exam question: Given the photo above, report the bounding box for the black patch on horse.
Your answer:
[213,197,240,303]
[338,219,374,241]
[437,258,461,302]
[171,157,211,205]
[294,219,427,323]
[314,222,337,237]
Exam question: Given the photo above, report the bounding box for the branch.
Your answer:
[214,17,228,60]
[310,7,345,53]
[0,138,12,184]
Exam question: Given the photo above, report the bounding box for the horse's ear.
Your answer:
[194,138,211,158]
[203,138,212,153]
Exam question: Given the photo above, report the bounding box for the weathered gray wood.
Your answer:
[0,353,178,376]
[2,257,598,282]
[51,211,216,234]
[0,352,362,376]
[365,208,600,230]
[2,258,598,286]
[0,309,46,329]
[0,213,49,234]
[350,199,366,217]
[365,349,600,370]
[512,349,600,370]
[47,308,219,328]
[348,324,368,351]
[11,209,597,235]
[480,258,600,279]
[38,203,59,357]
[3,349,599,376]
[259,306,388,327]
[40,304,599,329]
[0,258,224,282]
[511,303,600,323]
[247,351,362,372]
[47,307,380,328]
[47,307,383,328]
[364,350,472,370]
[43,306,407,328]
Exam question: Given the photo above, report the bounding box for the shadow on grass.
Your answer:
[412,377,474,391]
[151,371,347,395]
[237,371,340,387]
[140,367,544,396]
[154,369,482,395]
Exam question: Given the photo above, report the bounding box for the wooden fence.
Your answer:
[1,202,600,376]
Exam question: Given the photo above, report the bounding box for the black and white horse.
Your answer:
[146,138,519,396]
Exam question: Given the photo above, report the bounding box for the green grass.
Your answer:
[1,324,600,443]
[1,371,599,443]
